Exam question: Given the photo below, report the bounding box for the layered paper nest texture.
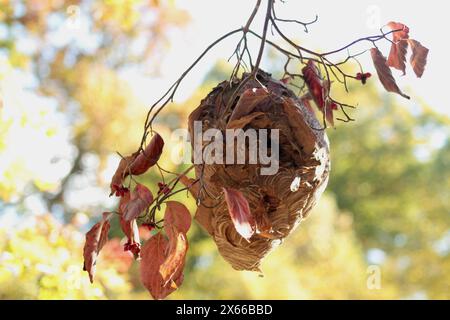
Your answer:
[188,71,330,271]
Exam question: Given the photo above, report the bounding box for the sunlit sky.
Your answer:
[124,0,447,116]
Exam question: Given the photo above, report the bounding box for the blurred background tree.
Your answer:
[0,0,189,209]
[0,0,448,299]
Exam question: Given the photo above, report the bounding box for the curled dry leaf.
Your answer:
[118,190,131,213]
[140,201,191,299]
[144,201,191,287]
[140,233,183,300]
[120,217,141,258]
[302,61,336,126]
[83,212,112,283]
[409,39,429,78]
[302,60,325,109]
[159,225,188,286]
[159,201,191,285]
[387,22,410,75]
[118,192,141,258]
[222,187,256,240]
[110,155,135,196]
[324,102,337,127]
[123,184,153,221]
[370,48,410,100]
[130,133,165,175]
[110,133,164,196]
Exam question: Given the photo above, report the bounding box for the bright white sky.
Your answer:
[126,0,448,116]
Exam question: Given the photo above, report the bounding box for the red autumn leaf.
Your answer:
[324,101,338,127]
[120,217,141,258]
[123,184,153,221]
[139,202,191,299]
[118,189,131,213]
[117,190,141,258]
[370,48,410,100]
[140,233,183,300]
[164,201,192,235]
[158,202,191,285]
[83,212,112,283]
[302,61,336,126]
[109,133,164,196]
[222,187,256,240]
[110,155,135,196]
[386,22,410,75]
[130,133,164,175]
[159,225,188,286]
[302,60,325,109]
[408,39,429,78]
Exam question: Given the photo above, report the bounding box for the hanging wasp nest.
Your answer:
[188,70,330,271]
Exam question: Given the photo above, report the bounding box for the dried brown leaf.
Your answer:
[110,155,135,196]
[302,60,325,109]
[118,190,131,214]
[130,133,164,175]
[302,61,337,125]
[123,184,153,221]
[409,39,429,78]
[158,202,191,285]
[370,48,410,99]
[140,233,183,300]
[387,22,410,74]
[324,102,336,128]
[119,216,141,259]
[159,225,188,286]
[83,213,111,283]
[109,134,164,196]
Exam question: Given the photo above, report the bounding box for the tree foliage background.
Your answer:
[0,0,448,299]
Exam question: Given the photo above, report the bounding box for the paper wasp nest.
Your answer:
[188,70,330,271]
